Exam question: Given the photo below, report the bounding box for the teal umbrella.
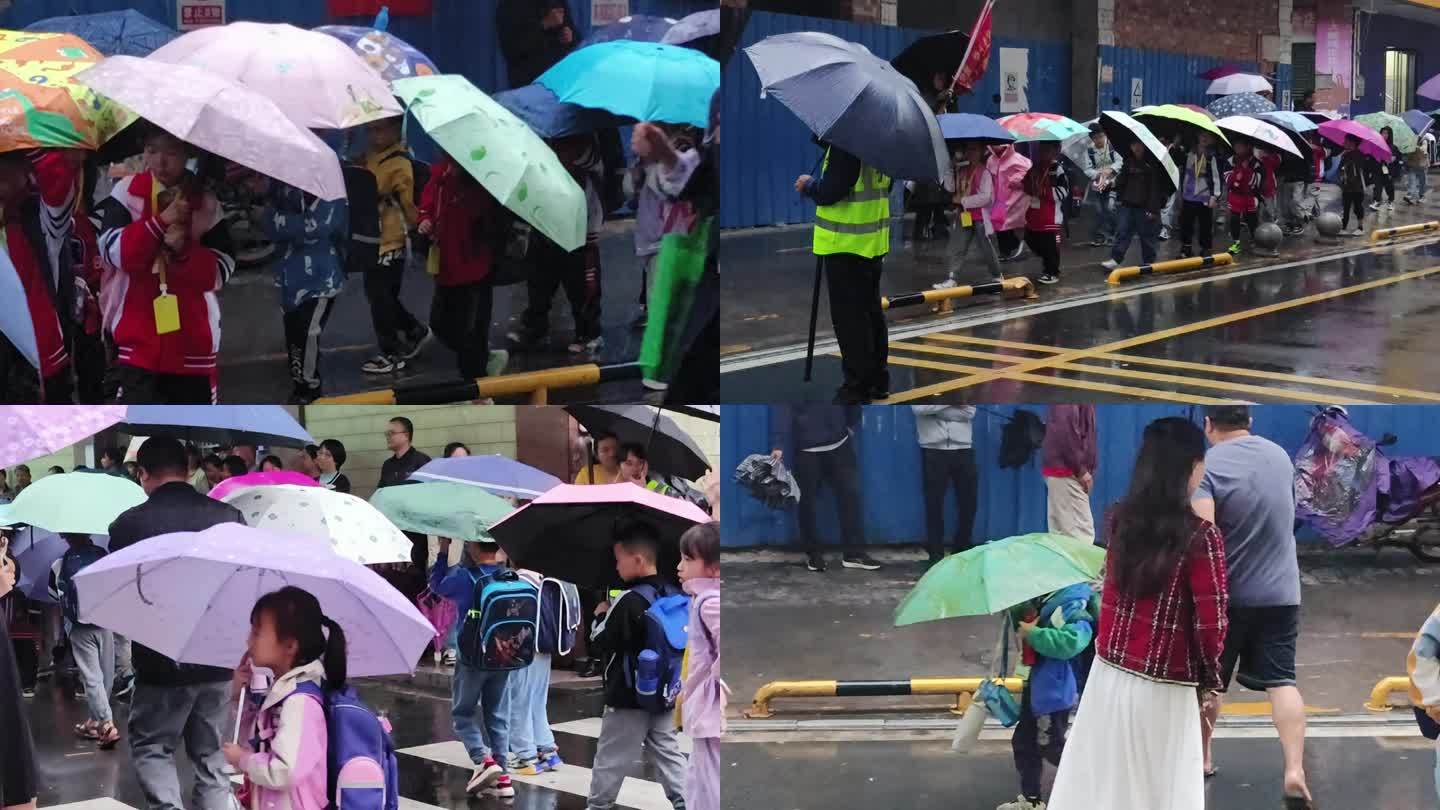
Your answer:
[537,40,719,129]
[894,533,1106,626]
[369,482,514,542]
[7,471,145,535]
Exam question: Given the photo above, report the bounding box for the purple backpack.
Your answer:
[286,682,399,810]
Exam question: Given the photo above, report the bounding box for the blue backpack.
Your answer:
[279,682,399,810]
[458,568,538,671]
[626,584,691,713]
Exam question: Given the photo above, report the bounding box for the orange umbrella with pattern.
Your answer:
[0,29,133,153]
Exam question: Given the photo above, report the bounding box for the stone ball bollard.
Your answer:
[1315,212,1344,238]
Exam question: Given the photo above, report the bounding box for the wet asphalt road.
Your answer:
[721,188,1440,404]
[215,223,652,404]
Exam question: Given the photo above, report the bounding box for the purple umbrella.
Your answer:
[1419,73,1440,102]
[10,528,109,603]
[1318,119,1393,162]
[1404,109,1435,139]
[73,523,433,677]
[408,455,562,499]
[0,406,125,470]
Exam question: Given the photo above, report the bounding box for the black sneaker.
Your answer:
[401,326,433,360]
[805,553,828,572]
[112,674,134,701]
[842,554,883,571]
[1038,273,1059,285]
[361,354,405,374]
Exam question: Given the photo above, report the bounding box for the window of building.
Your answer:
[1384,48,1416,114]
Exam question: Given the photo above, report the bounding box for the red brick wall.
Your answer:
[1112,0,1279,61]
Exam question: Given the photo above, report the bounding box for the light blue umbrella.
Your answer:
[537,40,718,129]
[1206,92,1276,119]
[408,455,563,499]
[1259,110,1318,133]
[0,250,37,369]
[938,113,1017,143]
[119,406,314,447]
[493,83,633,139]
[580,14,676,48]
[1404,109,1435,139]
[25,10,177,57]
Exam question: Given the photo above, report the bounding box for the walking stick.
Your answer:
[803,254,823,382]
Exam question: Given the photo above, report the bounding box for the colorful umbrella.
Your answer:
[393,74,587,253]
[0,406,124,470]
[1100,110,1179,192]
[488,483,711,589]
[538,40,718,130]
[313,25,437,83]
[369,481,513,542]
[1206,92,1276,118]
[580,14,676,48]
[492,83,632,140]
[1206,73,1272,95]
[219,484,412,565]
[206,470,320,503]
[937,112,1016,143]
[8,471,145,535]
[0,30,135,153]
[118,405,313,447]
[74,523,434,677]
[1354,111,1418,155]
[1404,109,1435,140]
[1318,118,1393,162]
[147,22,402,130]
[76,56,344,200]
[25,10,176,57]
[894,533,1106,625]
[1131,104,1230,146]
[408,455,563,499]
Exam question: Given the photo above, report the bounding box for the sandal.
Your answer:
[74,721,101,740]
[96,721,121,750]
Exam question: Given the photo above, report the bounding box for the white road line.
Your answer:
[552,717,694,754]
[401,740,676,810]
[43,801,139,810]
[720,235,1440,372]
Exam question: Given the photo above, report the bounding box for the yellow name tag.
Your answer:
[153,293,180,335]
[961,211,974,228]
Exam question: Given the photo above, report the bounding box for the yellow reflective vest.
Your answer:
[812,148,892,259]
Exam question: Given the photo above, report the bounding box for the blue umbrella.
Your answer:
[938,113,1017,143]
[25,9,177,57]
[538,40,718,129]
[580,14,676,48]
[313,25,437,82]
[0,250,37,369]
[118,406,314,448]
[1259,110,1318,133]
[1206,92,1276,118]
[661,9,720,47]
[493,83,634,139]
[1405,109,1435,139]
[408,455,563,499]
[10,528,110,604]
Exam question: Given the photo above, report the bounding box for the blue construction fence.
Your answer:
[720,404,1440,549]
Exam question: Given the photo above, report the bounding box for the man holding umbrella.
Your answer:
[795,144,893,404]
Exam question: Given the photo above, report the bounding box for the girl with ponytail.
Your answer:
[223,586,347,810]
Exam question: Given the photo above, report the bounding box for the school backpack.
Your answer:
[625,584,691,713]
[282,682,400,810]
[998,409,1047,469]
[489,207,537,287]
[537,576,582,656]
[341,164,380,275]
[457,568,539,670]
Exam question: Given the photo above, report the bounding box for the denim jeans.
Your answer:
[451,662,512,766]
[1088,192,1117,242]
[1110,206,1157,265]
[506,652,557,760]
[128,681,231,810]
[1412,166,1430,200]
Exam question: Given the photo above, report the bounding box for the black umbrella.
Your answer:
[566,405,710,481]
[890,30,969,92]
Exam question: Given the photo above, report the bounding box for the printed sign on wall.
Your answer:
[178,0,225,31]
[999,47,1029,113]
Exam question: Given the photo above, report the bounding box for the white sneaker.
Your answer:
[1100,259,1119,271]
[932,277,959,290]
[1369,202,1381,211]
[1387,202,1395,211]
[466,760,502,793]
[997,796,1046,810]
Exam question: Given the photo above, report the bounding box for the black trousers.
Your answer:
[1374,176,1395,203]
[1023,230,1061,278]
[912,205,948,239]
[523,241,602,343]
[1012,678,1071,801]
[823,252,888,394]
[792,439,864,558]
[113,366,210,404]
[0,621,37,806]
[430,281,496,381]
[364,253,422,355]
[665,267,720,404]
[1342,191,1366,228]
[10,637,36,690]
[1178,200,1214,254]
[283,297,336,395]
[1229,210,1259,243]
[995,229,1021,256]
[921,448,978,557]
[72,330,107,404]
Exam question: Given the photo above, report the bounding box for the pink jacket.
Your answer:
[987,145,1032,232]
[681,577,725,740]
[240,660,329,810]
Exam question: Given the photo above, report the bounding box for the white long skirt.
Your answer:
[1047,658,1205,810]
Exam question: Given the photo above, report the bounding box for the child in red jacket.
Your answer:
[418,155,509,384]
[95,128,233,404]
[1225,142,1264,256]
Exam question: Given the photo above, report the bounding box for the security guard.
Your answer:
[796,142,893,404]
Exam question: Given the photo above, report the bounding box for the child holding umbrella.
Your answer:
[1100,138,1170,272]
[1022,142,1069,285]
[1224,141,1265,256]
[936,141,1003,289]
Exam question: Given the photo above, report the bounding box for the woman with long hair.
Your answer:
[1047,417,1229,810]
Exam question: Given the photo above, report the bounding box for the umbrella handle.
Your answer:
[232,684,247,745]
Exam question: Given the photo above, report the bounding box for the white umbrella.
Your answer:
[220,484,412,565]
[1207,73,1272,95]
[1214,115,1305,160]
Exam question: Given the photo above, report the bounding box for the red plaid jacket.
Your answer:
[1097,518,1230,689]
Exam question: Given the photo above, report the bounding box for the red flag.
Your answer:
[951,0,994,95]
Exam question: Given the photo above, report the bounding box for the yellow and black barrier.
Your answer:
[881,276,1037,311]
[315,362,642,406]
[745,677,1025,718]
[1366,676,1412,712]
[1106,253,1234,285]
[1370,221,1440,242]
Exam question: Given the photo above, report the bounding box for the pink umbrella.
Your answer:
[1318,119,1394,162]
[147,22,402,130]
[75,56,345,200]
[489,483,711,589]
[207,470,320,502]
[0,406,125,470]
[1198,64,1246,81]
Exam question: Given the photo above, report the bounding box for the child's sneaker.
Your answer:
[1226,241,1242,256]
[466,757,503,793]
[996,797,1045,810]
[401,325,433,360]
[568,336,604,355]
[537,750,563,772]
[441,649,456,666]
[512,758,543,776]
[485,350,510,378]
[361,354,406,374]
[480,774,516,799]
[1099,259,1119,271]
[932,276,959,290]
[504,752,522,771]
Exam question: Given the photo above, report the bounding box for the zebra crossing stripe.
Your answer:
[552,717,695,754]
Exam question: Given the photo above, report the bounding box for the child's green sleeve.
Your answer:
[1027,620,1093,661]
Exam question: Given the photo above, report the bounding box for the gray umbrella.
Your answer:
[661,9,720,46]
[744,31,948,183]
[1206,92,1277,119]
